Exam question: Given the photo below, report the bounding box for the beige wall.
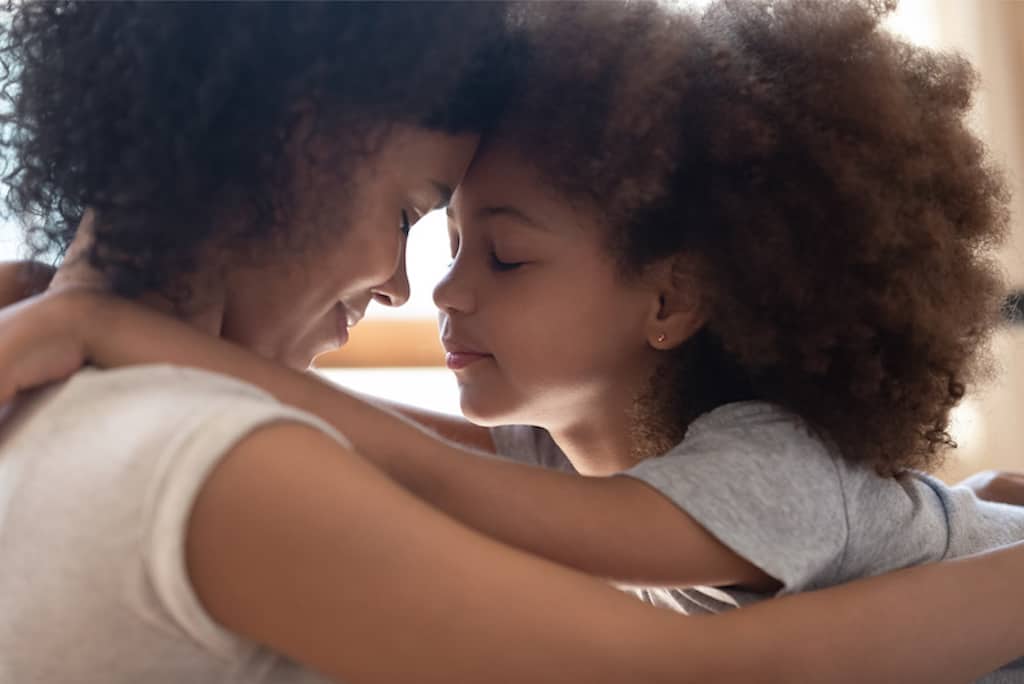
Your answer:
[922,1,1024,481]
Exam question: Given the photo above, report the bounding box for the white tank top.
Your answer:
[0,365,341,684]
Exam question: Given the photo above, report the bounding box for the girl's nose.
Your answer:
[433,257,474,314]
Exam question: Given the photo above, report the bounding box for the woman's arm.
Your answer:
[198,419,1024,683]
[718,539,1024,682]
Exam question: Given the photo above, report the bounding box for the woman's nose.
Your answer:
[371,242,411,308]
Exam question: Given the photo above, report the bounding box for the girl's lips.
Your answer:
[445,351,492,370]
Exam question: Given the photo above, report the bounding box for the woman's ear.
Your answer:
[645,255,707,350]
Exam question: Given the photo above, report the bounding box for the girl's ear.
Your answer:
[644,255,707,350]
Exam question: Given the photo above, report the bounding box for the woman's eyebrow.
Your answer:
[430,181,454,209]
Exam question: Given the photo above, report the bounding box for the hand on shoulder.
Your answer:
[0,284,102,403]
[959,470,1024,506]
[0,260,54,304]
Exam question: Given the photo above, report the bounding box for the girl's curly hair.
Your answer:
[0,1,517,301]
[502,0,1010,474]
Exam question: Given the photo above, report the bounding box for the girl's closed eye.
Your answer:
[446,231,460,268]
[490,251,526,272]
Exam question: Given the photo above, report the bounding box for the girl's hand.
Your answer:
[958,470,1024,506]
[0,260,56,306]
[0,289,94,404]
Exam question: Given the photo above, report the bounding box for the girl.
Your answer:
[3,1,1024,682]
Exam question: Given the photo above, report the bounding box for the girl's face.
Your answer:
[436,141,663,430]
[222,126,479,369]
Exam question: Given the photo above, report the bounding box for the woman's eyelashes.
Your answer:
[400,209,412,236]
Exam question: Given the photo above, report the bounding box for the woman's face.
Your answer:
[435,140,661,430]
[222,126,479,369]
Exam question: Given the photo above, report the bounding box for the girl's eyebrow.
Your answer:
[445,204,550,233]
[480,206,549,231]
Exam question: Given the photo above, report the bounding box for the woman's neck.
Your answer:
[52,212,227,338]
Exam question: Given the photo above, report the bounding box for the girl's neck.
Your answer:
[543,362,696,476]
[548,418,640,477]
[545,384,667,476]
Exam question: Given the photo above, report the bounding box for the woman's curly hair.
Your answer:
[502,0,1010,473]
[0,1,517,301]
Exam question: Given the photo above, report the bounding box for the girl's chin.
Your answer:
[457,391,521,428]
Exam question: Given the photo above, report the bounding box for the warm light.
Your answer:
[318,366,463,416]
[948,398,986,462]
[367,210,450,320]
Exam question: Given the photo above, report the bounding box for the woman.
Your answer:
[1,2,1024,683]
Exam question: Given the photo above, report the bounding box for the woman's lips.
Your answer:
[333,303,350,347]
[445,351,492,370]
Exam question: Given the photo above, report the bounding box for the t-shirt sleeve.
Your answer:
[142,392,351,658]
[490,424,575,472]
[623,413,848,594]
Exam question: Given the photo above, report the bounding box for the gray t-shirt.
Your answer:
[0,365,340,684]
[492,401,1024,681]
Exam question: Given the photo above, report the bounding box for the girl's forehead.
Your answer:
[462,140,534,187]
[451,138,611,242]
[456,141,565,215]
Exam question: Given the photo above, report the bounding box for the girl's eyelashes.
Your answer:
[447,234,460,264]
[400,209,412,236]
[445,227,526,272]
[490,252,525,272]
[445,251,523,272]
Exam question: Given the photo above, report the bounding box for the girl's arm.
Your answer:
[0,260,54,302]
[13,291,771,589]
[0,260,501,449]
[0,290,1013,590]
[203,418,1024,684]
[345,390,496,453]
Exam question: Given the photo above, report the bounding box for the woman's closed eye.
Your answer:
[400,209,412,236]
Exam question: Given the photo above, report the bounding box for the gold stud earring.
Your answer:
[656,333,667,344]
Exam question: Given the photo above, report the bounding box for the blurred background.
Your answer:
[2,1,1021,481]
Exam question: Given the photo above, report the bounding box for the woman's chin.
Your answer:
[295,327,349,370]
[287,342,333,371]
